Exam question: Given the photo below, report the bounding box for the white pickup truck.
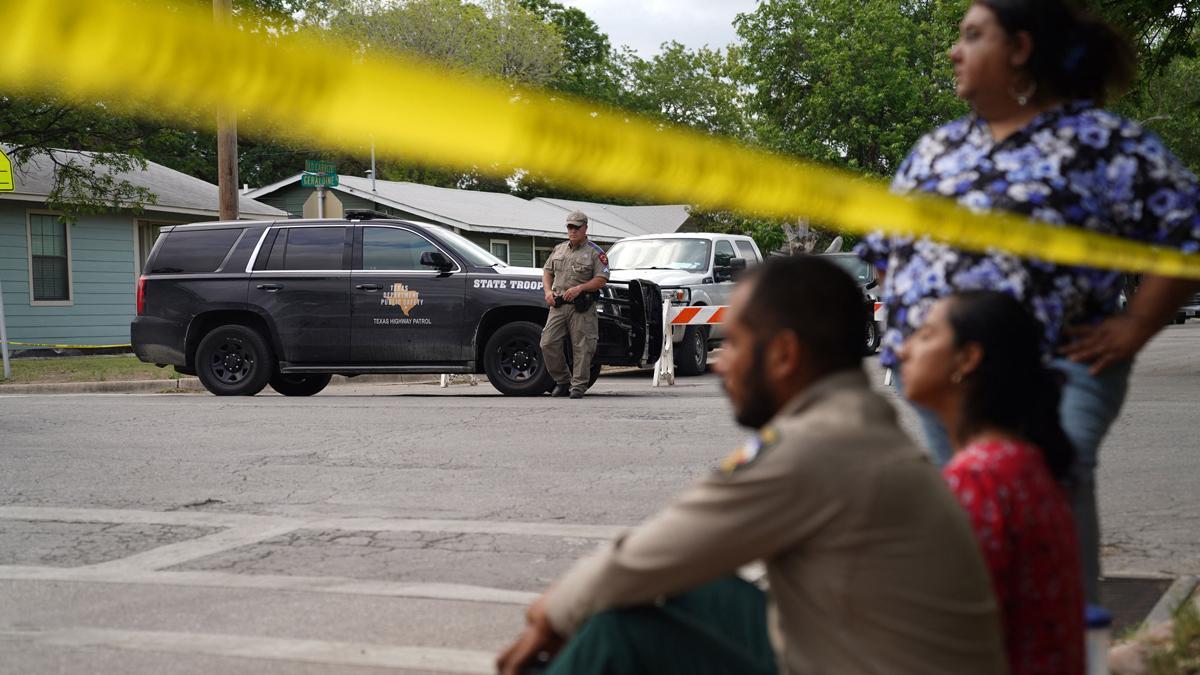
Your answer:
[605,233,763,375]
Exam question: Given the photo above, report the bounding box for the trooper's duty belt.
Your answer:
[553,292,599,311]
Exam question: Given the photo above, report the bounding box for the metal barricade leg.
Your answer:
[653,300,675,387]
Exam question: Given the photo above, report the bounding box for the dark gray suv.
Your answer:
[132,213,662,396]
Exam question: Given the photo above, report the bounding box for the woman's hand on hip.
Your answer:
[1060,315,1156,375]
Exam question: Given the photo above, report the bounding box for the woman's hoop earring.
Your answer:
[1009,79,1037,107]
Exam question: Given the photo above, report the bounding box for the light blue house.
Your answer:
[0,149,285,352]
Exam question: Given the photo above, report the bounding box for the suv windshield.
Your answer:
[607,238,711,271]
[432,227,505,267]
[827,255,872,285]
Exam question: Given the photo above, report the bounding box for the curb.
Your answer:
[1146,575,1199,625]
[0,373,446,395]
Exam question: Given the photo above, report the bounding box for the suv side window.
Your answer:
[361,227,441,271]
[714,240,736,268]
[735,240,758,263]
[149,228,243,274]
[266,227,347,271]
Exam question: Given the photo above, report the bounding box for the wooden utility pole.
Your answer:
[214,0,239,221]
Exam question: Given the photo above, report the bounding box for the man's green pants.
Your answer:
[545,577,778,675]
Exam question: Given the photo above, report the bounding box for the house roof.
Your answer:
[244,174,689,242]
[1,147,286,219]
[532,198,691,237]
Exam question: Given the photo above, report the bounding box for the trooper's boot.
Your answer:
[569,388,585,399]
[551,383,571,397]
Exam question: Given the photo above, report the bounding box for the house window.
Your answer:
[490,239,510,264]
[534,245,554,269]
[28,213,71,303]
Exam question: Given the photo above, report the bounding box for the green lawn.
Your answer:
[0,354,182,384]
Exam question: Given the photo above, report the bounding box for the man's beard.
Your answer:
[732,342,777,430]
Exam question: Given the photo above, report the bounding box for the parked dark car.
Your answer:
[132,212,662,397]
[823,252,883,354]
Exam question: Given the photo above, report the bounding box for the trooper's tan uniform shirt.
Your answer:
[540,239,610,391]
[544,370,1008,675]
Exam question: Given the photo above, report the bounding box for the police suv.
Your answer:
[132,211,662,397]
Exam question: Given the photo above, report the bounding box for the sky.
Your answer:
[555,0,761,56]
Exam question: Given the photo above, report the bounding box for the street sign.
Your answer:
[301,172,339,188]
[302,159,338,188]
[0,148,14,192]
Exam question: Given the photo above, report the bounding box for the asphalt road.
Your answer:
[1,322,1196,673]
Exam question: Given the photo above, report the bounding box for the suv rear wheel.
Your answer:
[484,321,553,396]
[195,324,274,396]
[269,373,332,397]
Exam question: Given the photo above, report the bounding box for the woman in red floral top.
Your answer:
[897,290,1083,675]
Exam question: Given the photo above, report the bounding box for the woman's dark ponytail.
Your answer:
[946,291,1076,483]
[977,0,1136,104]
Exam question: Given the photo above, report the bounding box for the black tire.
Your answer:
[484,321,554,396]
[674,325,708,376]
[195,324,274,396]
[269,373,332,397]
[865,320,882,354]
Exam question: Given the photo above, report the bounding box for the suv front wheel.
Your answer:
[484,321,554,396]
[195,324,274,396]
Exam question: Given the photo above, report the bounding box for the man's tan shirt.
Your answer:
[544,370,1007,675]
[544,240,610,293]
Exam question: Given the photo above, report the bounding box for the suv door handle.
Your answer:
[256,283,283,291]
[356,283,382,291]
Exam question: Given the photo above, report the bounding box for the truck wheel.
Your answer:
[269,373,332,397]
[195,324,274,396]
[865,320,882,354]
[484,321,553,396]
[674,325,708,376]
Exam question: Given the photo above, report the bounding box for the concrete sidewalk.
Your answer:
[0,373,446,396]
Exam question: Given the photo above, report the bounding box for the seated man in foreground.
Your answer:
[497,256,1008,675]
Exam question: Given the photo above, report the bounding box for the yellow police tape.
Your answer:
[1,342,132,350]
[2,0,1198,279]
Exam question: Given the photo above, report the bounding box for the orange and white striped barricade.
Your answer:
[653,303,730,387]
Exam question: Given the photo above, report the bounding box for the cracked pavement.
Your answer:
[0,323,1197,673]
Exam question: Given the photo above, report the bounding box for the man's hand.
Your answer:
[496,593,563,675]
[562,285,581,302]
[544,290,556,307]
[1060,314,1157,375]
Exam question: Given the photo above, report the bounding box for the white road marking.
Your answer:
[83,524,304,572]
[0,566,538,605]
[0,506,625,540]
[2,626,494,674]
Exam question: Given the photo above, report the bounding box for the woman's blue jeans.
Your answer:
[898,358,1132,603]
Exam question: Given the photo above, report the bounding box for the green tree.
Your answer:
[331,0,564,86]
[517,0,625,103]
[1089,0,1199,72]
[736,0,968,176]
[1117,51,1200,172]
[621,42,749,138]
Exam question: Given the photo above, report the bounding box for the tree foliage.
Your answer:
[736,0,968,177]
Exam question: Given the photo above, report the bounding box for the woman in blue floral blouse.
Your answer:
[857,0,1200,602]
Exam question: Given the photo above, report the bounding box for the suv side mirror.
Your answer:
[420,250,454,272]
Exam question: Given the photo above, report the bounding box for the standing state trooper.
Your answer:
[540,211,610,399]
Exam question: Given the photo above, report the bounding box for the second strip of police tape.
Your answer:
[3,0,1199,282]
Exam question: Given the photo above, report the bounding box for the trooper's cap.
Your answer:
[565,211,589,226]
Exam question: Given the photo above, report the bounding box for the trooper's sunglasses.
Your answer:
[566,224,583,230]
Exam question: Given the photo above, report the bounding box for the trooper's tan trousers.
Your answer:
[540,304,599,391]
